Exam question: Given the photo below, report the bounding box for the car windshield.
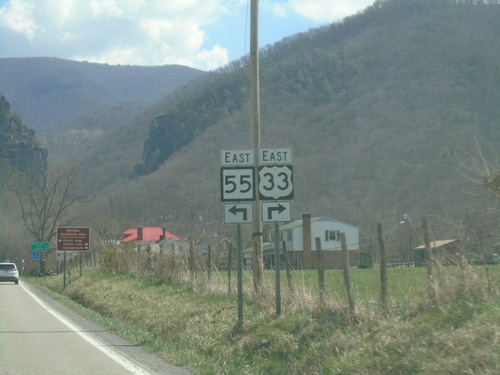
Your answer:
[0,264,16,270]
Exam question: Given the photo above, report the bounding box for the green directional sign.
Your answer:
[31,242,50,251]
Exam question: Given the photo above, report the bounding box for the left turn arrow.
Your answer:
[229,205,248,220]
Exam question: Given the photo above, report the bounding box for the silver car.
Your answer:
[0,263,19,284]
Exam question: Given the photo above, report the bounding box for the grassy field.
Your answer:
[26,264,500,374]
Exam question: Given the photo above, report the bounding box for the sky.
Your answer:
[0,0,375,71]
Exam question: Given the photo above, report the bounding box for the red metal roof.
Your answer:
[122,226,181,242]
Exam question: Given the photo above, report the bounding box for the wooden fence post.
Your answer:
[188,236,196,283]
[207,245,212,284]
[282,240,294,293]
[378,222,388,315]
[422,217,437,305]
[341,232,356,320]
[315,237,325,307]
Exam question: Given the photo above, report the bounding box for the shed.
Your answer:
[414,239,460,266]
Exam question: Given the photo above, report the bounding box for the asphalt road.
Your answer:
[0,280,193,375]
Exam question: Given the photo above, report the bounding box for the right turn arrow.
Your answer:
[267,203,286,219]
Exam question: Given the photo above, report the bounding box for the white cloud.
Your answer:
[0,0,40,40]
[0,0,375,70]
[264,0,375,22]
[193,44,229,71]
[57,31,81,43]
[291,0,374,22]
[0,0,227,69]
[265,2,288,18]
[45,0,86,27]
[89,0,124,18]
[86,47,141,65]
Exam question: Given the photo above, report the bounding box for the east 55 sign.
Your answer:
[220,167,255,201]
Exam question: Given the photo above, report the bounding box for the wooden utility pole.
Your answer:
[250,0,263,292]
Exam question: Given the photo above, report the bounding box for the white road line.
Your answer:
[20,282,152,375]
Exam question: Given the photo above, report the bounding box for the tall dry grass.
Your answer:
[31,248,500,375]
[98,245,499,320]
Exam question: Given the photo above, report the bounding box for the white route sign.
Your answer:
[224,203,254,224]
[259,148,292,165]
[262,201,291,222]
[258,165,293,200]
[221,149,254,165]
[220,167,255,201]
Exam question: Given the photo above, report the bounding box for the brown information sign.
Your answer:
[57,227,90,251]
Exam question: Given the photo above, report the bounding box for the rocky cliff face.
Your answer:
[0,96,48,177]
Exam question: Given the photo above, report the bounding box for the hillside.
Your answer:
[0,96,47,182]
[2,2,500,258]
[0,58,205,162]
[0,57,205,133]
[63,1,500,252]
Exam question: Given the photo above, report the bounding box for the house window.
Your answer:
[325,230,340,241]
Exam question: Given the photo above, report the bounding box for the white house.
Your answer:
[243,215,362,270]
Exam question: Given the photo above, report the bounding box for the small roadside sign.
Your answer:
[32,251,40,262]
[31,242,50,251]
[57,227,90,251]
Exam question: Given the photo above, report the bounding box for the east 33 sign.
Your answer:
[258,165,293,200]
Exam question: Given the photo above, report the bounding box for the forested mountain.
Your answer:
[4,1,500,255]
[0,58,205,133]
[133,1,500,181]
[0,58,205,161]
[0,96,47,179]
[83,2,500,249]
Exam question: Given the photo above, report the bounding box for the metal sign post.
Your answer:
[237,224,243,330]
[57,227,90,289]
[257,148,293,316]
[63,251,67,289]
[274,222,281,316]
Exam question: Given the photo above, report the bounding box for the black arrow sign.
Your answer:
[229,205,248,220]
[267,203,286,219]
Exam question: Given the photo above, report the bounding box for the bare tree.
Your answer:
[454,134,500,253]
[454,134,499,201]
[12,166,91,244]
[483,172,500,201]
